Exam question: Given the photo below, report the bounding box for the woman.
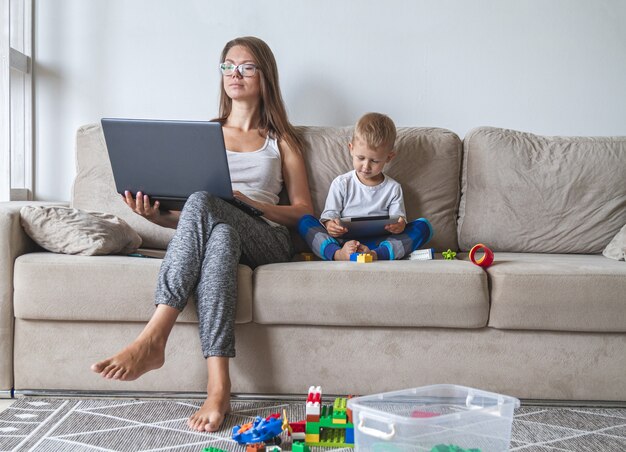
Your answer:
[91,36,313,432]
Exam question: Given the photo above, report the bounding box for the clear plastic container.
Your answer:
[347,384,520,451]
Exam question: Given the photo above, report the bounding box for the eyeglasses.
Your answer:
[219,63,257,77]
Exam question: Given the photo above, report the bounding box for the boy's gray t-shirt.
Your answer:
[320,170,406,221]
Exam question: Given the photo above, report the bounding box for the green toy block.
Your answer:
[318,404,353,429]
[305,421,320,434]
[202,448,228,452]
[292,442,310,452]
[430,445,481,452]
[332,398,348,423]
[305,427,354,448]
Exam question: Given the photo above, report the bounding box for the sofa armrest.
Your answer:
[0,201,68,393]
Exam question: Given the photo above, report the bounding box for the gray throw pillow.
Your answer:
[20,206,142,255]
[603,224,626,261]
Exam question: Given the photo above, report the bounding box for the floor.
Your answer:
[0,399,12,413]
[2,397,626,451]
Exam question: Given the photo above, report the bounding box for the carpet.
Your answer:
[1,397,626,451]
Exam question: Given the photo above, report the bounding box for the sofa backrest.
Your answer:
[458,126,626,253]
[72,124,175,249]
[72,124,462,252]
[298,126,462,252]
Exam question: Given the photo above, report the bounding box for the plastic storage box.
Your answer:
[347,385,520,451]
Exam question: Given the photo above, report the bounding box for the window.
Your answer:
[1,0,32,201]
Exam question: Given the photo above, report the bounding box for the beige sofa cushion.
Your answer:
[458,127,626,253]
[603,224,626,261]
[13,253,253,324]
[253,259,489,328]
[299,127,462,252]
[71,124,175,249]
[19,206,142,255]
[480,252,626,332]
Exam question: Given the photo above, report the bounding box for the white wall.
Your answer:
[34,0,626,201]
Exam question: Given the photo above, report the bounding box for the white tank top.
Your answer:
[226,136,283,206]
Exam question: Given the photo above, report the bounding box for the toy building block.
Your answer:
[411,410,439,418]
[304,433,320,443]
[409,247,435,260]
[306,427,353,448]
[265,446,281,452]
[431,445,482,452]
[319,404,353,429]
[306,386,322,418]
[300,252,314,261]
[246,444,266,452]
[202,448,228,452]
[344,426,354,444]
[292,442,310,452]
[305,422,320,434]
[289,420,306,433]
[331,398,348,424]
[350,252,373,263]
[291,431,305,441]
[358,253,373,263]
[346,395,355,424]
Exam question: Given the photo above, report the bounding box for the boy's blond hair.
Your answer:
[352,112,397,152]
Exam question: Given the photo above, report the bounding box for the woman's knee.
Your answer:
[186,191,216,209]
[212,223,242,250]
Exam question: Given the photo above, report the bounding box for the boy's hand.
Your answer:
[324,218,347,237]
[386,217,406,234]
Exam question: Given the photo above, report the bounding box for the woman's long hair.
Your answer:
[216,36,304,154]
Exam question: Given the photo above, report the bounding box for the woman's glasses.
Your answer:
[219,63,257,77]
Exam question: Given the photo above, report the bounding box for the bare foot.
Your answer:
[334,240,361,261]
[187,385,232,432]
[90,335,166,381]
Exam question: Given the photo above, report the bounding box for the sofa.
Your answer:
[1,124,625,401]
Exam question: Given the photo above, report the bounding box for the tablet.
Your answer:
[339,215,400,239]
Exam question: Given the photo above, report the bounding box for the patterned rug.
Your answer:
[0,397,625,451]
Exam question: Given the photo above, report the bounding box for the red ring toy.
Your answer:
[469,243,494,268]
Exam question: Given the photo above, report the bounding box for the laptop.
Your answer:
[339,215,400,239]
[101,118,263,216]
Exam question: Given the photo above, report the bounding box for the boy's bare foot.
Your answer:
[188,385,232,432]
[90,336,166,381]
[334,240,361,260]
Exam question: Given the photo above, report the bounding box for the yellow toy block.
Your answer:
[305,433,320,443]
[356,253,373,263]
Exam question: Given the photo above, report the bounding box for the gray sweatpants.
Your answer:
[154,191,293,358]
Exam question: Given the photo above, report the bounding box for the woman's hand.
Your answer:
[123,190,161,222]
[385,217,406,234]
[233,190,263,210]
[324,218,347,237]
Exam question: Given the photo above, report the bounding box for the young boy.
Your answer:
[298,112,433,261]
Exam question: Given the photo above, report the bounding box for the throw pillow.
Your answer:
[20,206,142,255]
[603,224,626,261]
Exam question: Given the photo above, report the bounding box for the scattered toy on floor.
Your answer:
[232,414,284,446]
[291,385,354,448]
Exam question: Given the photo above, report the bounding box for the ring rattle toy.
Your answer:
[469,243,494,268]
